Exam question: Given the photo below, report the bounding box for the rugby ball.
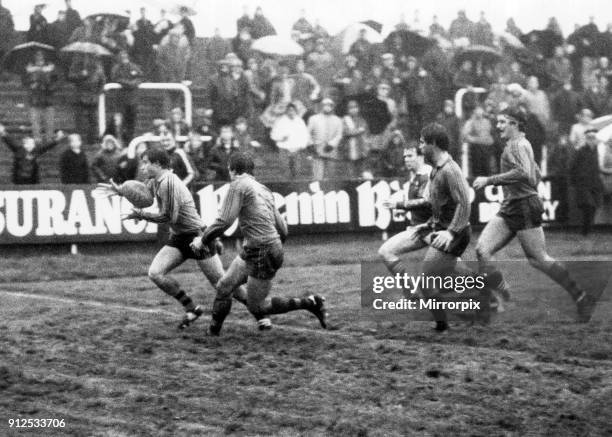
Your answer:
[119,180,154,208]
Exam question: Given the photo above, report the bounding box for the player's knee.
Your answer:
[148,267,164,284]
[475,241,489,260]
[215,275,235,298]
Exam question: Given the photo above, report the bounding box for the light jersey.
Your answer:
[216,173,280,247]
[488,133,540,205]
[405,164,432,225]
[144,170,203,235]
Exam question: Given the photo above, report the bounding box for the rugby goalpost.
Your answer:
[97,82,194,138]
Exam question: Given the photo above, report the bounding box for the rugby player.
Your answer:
[472,107,596,322]
[378,143,431,293]
[382,123,490,332]
[120,148,249,329]
[190,152,328,336]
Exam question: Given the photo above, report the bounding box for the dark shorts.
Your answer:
[416,224,471,258]
[497,195,544,232]
[240,240,284,280]
[167,232,210,260]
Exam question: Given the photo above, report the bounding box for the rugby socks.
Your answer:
[210,297,232,334]
[175,290,196,312]
[544,262,584,302]
[264,297,313,315]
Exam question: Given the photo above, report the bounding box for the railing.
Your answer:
[98,82,193,137]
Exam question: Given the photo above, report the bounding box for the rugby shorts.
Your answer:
[239,239,284,280]
[497,195,544,232]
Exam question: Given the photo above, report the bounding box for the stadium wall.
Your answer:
[0,177,607,245]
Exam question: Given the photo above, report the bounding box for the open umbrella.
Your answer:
[338,93,391,135]
[384,30,434,58]
[61,42,112,57]
[453,45,502,66]
[339,22,384,54]
[1,42,56,74]
[520,29,563,58]
[252,36,304,56]
[497,31,525,49]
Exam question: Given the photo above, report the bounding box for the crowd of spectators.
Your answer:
[1,3,612,212]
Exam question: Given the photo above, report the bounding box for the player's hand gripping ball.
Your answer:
[94,179,154,208]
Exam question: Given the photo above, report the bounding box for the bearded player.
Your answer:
[472,107,596,322]
[191,152,328,336]
[119,148,249,329]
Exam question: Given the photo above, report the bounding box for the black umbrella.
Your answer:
[384,30,434,58]
[1,42,56,74]
[338,92,391,135]
[453,45,502,67]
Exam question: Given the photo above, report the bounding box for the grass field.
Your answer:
[1,230,611,436]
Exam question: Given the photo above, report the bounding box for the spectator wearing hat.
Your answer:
[68,55,106,145]
[271,103,309,178]
[91,134,121,182]
[60,134,89,184]
[111,50,144,141]
[570,127,604,234]
[307,98,343,180]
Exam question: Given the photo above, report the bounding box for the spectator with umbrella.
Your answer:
[66,45,108,144]
[23,48,58,143]
[28,4,49,44]
[0,1,15,69]
[0,123,65,184]
[111,50,144,140]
